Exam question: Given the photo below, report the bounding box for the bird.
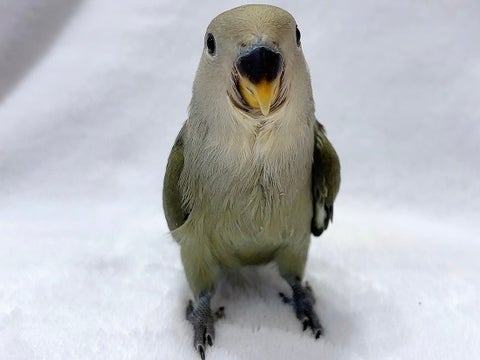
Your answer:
[163,4,340,359]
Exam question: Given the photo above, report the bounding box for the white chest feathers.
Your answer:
[181,114,313,211]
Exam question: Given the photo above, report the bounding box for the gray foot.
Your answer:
[280,279,324,339]
[186,291,224,360]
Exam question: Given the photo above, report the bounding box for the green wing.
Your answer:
[311,121,341,236]
[163,126,189,231]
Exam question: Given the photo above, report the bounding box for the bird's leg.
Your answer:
[275,242,323,338]
[180,239,223,358]
[186,291,224,360]
[279,276,324,338]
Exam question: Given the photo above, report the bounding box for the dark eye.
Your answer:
[206,33,216,55]
[296,26,301,47]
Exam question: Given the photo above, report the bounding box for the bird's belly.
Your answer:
[203,189,312,268]
[213,224,284,267]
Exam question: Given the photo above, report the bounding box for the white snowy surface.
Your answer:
[1,0,480,359]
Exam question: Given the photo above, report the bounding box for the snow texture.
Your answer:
[1,0,480,359]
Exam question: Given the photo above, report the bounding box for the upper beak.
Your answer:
[236,46,283,116]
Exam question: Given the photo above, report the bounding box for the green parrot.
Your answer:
[163,4,340,359]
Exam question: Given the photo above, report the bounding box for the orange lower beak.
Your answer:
[237,76,281,117]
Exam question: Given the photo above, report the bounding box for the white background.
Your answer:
[1,0,479,359]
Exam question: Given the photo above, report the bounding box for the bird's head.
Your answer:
[191,5,312,120]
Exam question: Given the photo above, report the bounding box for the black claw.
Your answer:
[206,334,213,346]
[315,329,322,339]
[279,292,291,304]
[198,345,205,360]
[302,319,309,331]
[215,306,225,320]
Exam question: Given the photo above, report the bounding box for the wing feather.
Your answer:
[163,126,189,231]
[311,121,341,236]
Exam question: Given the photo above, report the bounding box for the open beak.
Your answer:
[236,46,283,116]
